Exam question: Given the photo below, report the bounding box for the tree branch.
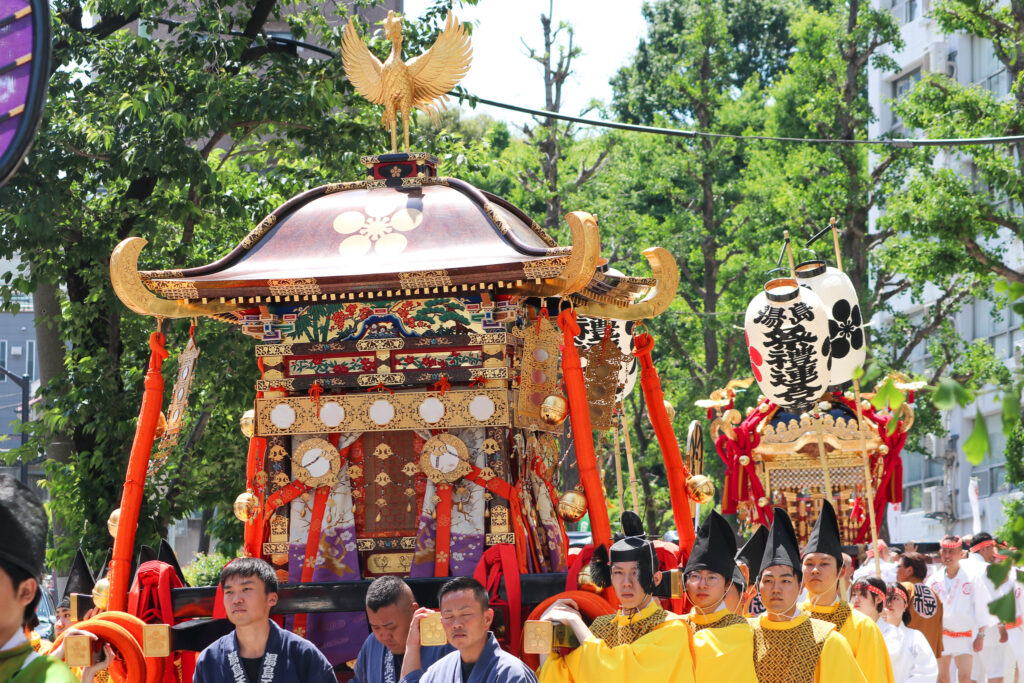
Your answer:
[965,238,1024,283]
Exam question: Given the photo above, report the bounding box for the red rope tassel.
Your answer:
[633,333,695,552]
[557,309,612,549]
[109,332,169,612]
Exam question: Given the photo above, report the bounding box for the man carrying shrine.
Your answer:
[0,475,77,682]
[925,535,996,683]
[749,507,865,683]
[415,577,536,683]
[536,510,696,682]
[961,532,1010,683]
[682,510,757,681]
[355,576,451,683]
[896,551,943,660]
[799,501,894,683]
[193,558,336,683]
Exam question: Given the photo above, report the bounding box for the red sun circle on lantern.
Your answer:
[746,331,763,381]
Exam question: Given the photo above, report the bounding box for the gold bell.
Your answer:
[685,474,715,504]
[154,411,167,439]
[557,486,587,523]
[91,577,110,611]
[106,508,121,538]
[239,409,256,439]
[233,490,259,522]
[540,395,569,426]
[663,400,676,422]
[576,562,600,593]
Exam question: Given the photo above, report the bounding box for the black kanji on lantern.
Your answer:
[759,304,824,409]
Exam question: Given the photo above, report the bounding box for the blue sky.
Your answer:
[402,1,649,127]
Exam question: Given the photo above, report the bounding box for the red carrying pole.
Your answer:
[243,436,267,559]
[109,331,168,612]
[633,332,695,551]
[558,309,612,548]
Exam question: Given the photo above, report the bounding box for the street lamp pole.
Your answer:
[0,365,30,483]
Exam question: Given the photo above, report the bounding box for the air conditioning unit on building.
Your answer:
[926,41,948,73]
[922,485,945,515]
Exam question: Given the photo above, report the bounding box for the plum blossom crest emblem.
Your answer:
[334,195,423,256]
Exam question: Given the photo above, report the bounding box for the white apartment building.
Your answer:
[869,0,1024,542]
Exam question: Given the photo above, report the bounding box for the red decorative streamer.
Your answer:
[633,332,695,554]
[109,332,169,613]
[435,484,453,577]
[293,486,330,636]
[557,309,612,549]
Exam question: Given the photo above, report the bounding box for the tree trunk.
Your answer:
[31,277,73,538]
[198,507,213,555]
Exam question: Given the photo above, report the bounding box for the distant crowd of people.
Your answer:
[2,469,1022,683]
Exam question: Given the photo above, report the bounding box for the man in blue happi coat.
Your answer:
[193,558,335,683]
[354,576,451,683]
[411,577,537,683]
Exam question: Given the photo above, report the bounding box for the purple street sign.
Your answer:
[0,0,49,186]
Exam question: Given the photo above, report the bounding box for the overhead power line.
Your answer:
[147,20,1024,148]
[461,94,1024,148]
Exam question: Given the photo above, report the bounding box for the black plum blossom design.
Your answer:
[822,299,863,367]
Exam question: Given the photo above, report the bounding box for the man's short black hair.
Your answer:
[366,575,412,612]
[219,557,278,594]
[437,576,489,612]
[900,552,928,580]
[0,557,40,625]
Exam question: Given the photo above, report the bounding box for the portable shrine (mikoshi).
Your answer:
[75,11,702,681]
[702,225,916,563]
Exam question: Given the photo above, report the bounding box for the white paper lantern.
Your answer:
[575,316,637,401]
[795,260,866,387]
[744,278,831,410]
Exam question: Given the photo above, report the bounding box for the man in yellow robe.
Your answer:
[536,510,695,682]
[799,501,895,683]
[682,510,757,681]
[749,506,867,683]
[734,525,768,617]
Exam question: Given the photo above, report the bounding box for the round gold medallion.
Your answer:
[292,438,341,489]
[557,487,587,522]
[419,433,472,485]
[685,474,715,504]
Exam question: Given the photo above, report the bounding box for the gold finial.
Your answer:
[341,11,473,153]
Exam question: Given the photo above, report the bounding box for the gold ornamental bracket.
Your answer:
[574,246,679,321]
[110,237,237,319]
[514,210,601,299]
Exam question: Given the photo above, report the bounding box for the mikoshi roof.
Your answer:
[110,163,678,323]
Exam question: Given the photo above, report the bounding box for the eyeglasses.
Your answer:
[685,573,724,586]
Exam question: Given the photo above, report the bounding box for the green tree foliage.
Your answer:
[885,0,1024,457]
[0,0,476,569]
[581,0,791,532]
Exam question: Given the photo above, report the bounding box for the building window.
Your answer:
[894,68,922,100]
[891,68,922,132]
[969,413,1010,496]
[972,37,1009,96]
[888,0,921,25]
[7,293,32,313]
[902,447,944,510]
[0,340,6,382]
[25,340,35,382]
